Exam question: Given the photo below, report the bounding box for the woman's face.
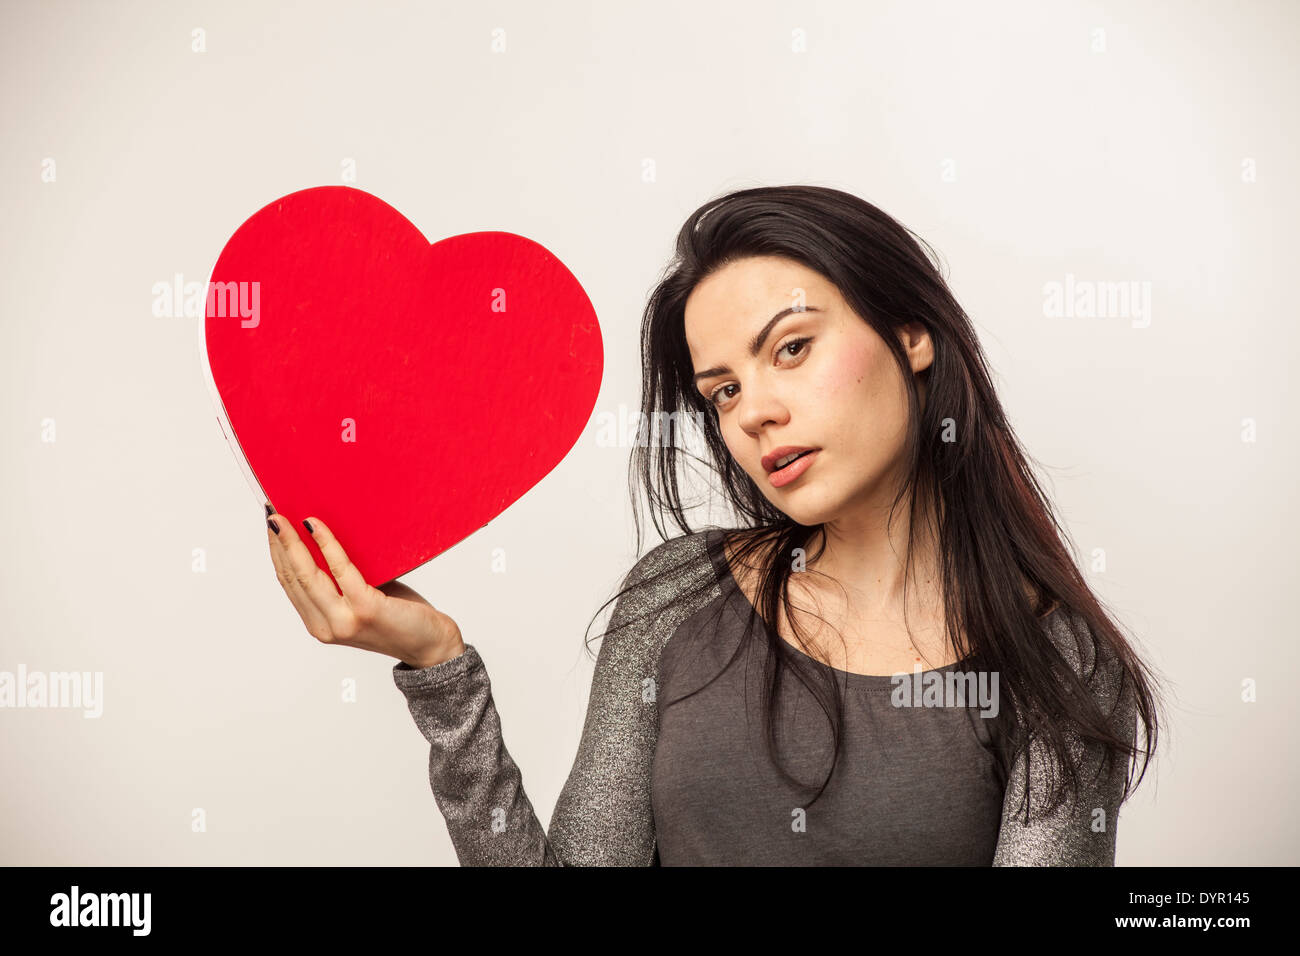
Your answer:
[684,255,933,528]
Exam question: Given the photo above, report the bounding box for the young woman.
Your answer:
[265,185,1161,865]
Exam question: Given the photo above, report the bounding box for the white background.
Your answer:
[1,0,1295,864]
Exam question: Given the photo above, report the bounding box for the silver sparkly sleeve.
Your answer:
[393,643,559,865]
[991,610,1140,866]
[392,532,717,866]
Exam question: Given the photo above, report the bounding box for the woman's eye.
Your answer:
[779,336,813,360]
[709,384,737,407]
[707,337,813,409]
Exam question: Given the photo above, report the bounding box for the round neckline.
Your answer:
[705,529,976,688]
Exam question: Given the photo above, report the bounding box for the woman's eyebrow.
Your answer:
[692,306,823,384]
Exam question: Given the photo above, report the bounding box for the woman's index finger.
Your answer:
[301,516,371,599]
[269,511,347,608]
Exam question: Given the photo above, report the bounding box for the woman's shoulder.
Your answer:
[1035,605,1134,735]
[619,527,720,592]
[1040,604,1115,677]
[601,528,726,648]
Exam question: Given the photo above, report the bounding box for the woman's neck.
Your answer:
[808,492,945,621]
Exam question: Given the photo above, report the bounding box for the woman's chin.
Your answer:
[772,493,840,528]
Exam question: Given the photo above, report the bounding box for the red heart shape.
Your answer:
[203,186,603,586]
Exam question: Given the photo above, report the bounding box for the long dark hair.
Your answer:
[584,184,1161,820]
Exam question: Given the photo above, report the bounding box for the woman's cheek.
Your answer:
[818,337,879,404]
[815,342,899,477]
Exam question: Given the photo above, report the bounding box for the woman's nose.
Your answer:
[737,384,790,435]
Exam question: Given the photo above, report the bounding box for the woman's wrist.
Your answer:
[405,629,466,670]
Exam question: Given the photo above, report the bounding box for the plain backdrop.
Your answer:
[2,0,1296,866]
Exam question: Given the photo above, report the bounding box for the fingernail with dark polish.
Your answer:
[268,518,280,534]
[303,519,315,534]
[265,503,274,517]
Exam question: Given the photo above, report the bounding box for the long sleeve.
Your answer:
[391,532,718,866]
[991,612,1139,866]
[392,644,560,864]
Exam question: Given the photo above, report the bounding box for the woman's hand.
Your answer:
[265,506,465,670]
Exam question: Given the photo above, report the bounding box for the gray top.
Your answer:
[392,528,1136,866]
[650,529,1004,864]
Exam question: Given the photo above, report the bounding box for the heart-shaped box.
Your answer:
[202,186,604,586]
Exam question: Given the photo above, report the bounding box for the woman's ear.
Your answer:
[897,322,935,374]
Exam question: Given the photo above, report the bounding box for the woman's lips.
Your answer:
[768,449,819,488]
